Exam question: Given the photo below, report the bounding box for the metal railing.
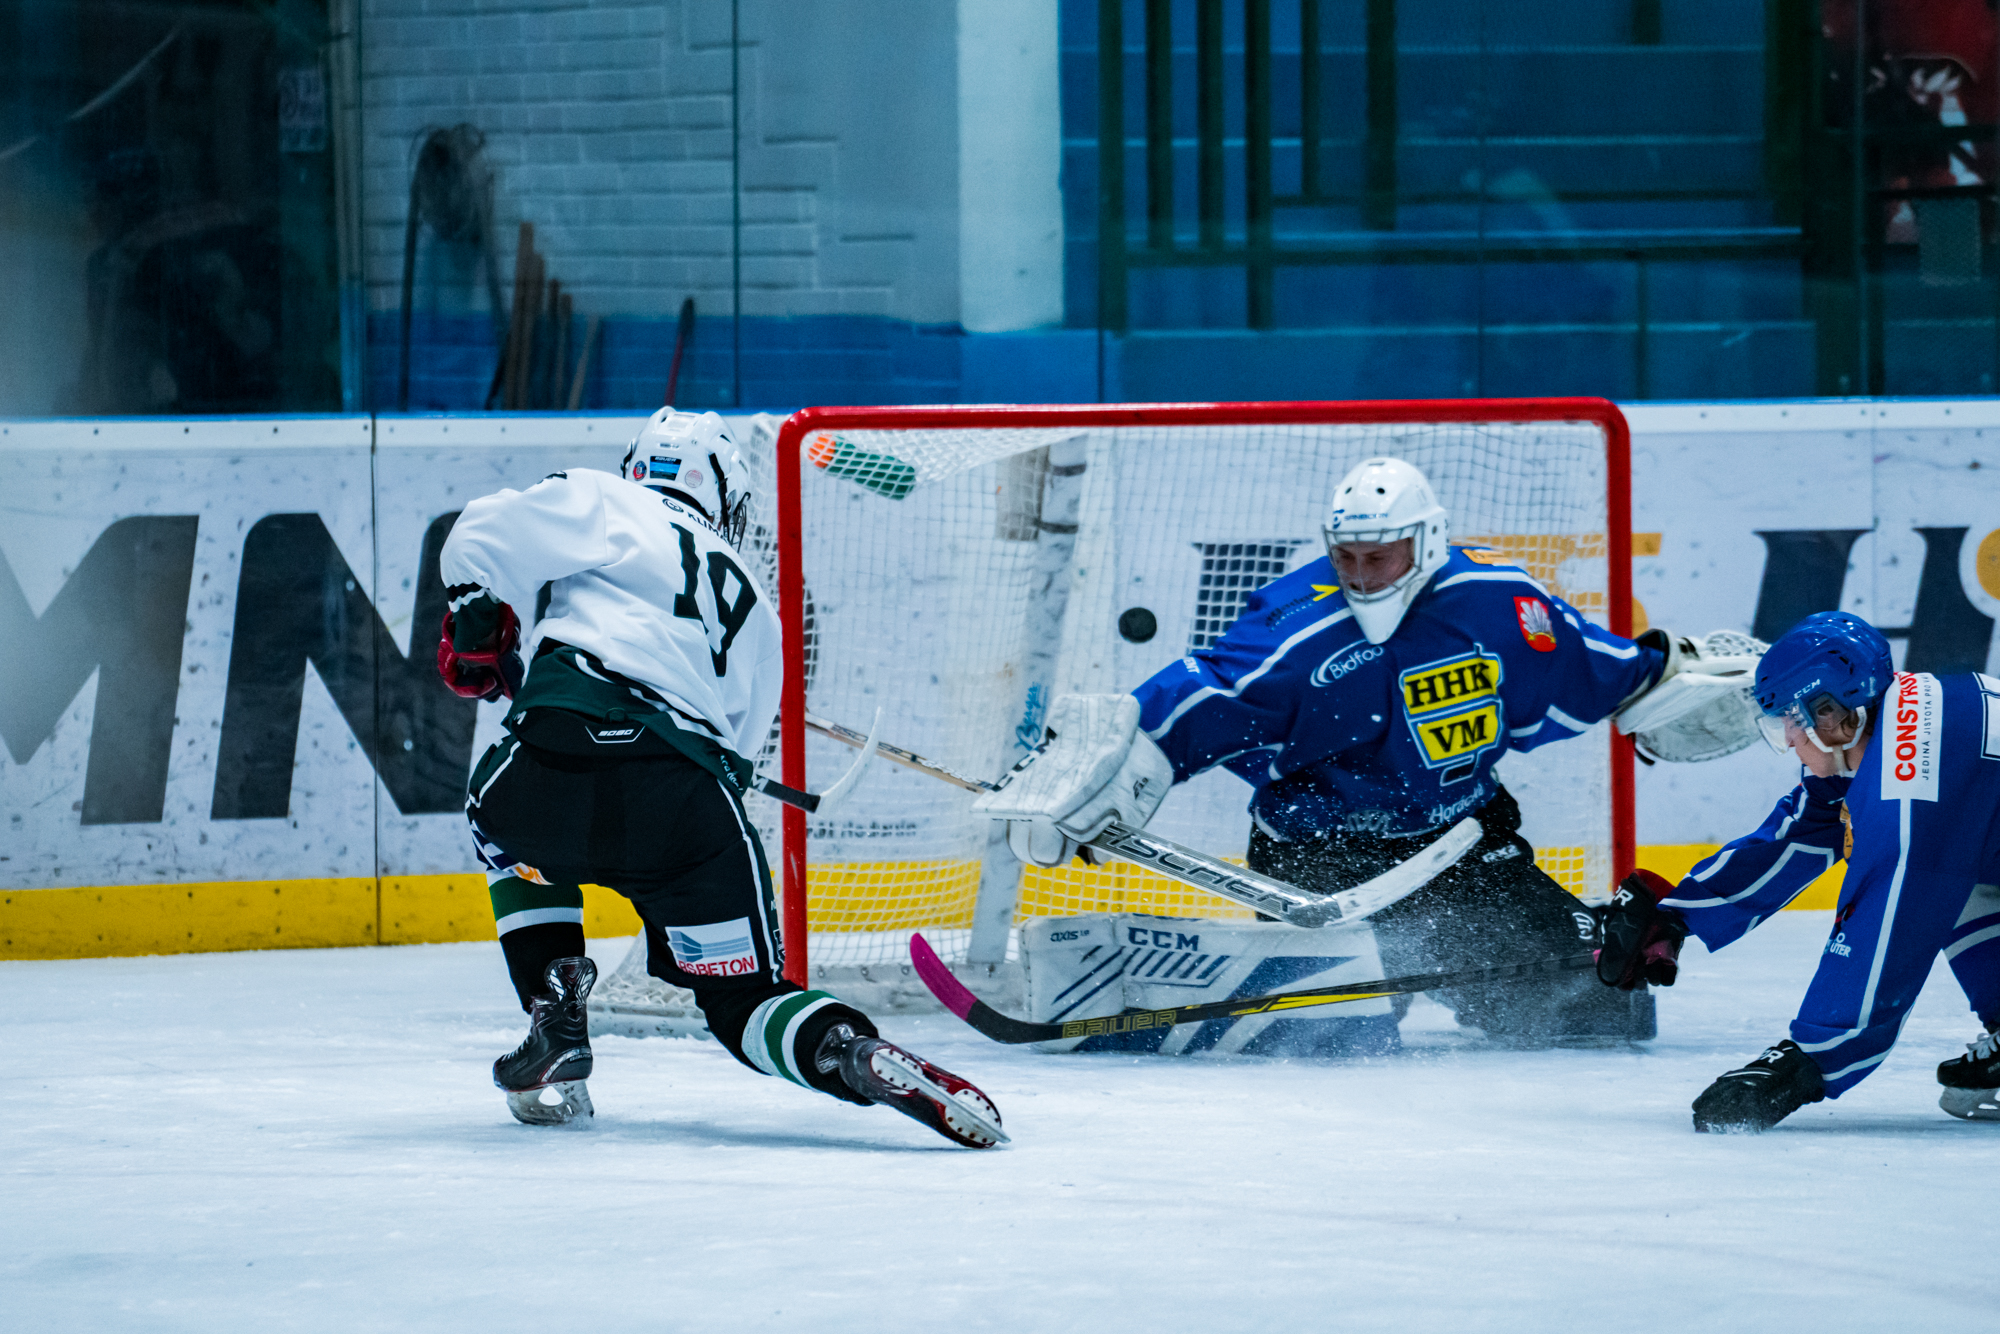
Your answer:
[1093,0,1803,355]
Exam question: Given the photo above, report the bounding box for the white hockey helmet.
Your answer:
[1323,457,1450,644]
[622,409,753,546]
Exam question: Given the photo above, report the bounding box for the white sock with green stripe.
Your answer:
[742,991,852,1089]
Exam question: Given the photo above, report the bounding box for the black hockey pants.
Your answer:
[468,708,869,1085]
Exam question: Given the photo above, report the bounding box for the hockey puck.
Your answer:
[1118,607,1157,643]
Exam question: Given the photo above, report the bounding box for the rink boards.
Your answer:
[5,402,2000,958]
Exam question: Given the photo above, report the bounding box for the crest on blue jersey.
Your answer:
[1398,649,1505,779]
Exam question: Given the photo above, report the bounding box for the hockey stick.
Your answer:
[753,708,882,815]
[910,932,1598,1046]
[804,711,1479,928]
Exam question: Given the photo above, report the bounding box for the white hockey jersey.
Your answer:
[440,467,781,760]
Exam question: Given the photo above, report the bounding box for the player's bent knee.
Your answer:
[697,982,877,1104]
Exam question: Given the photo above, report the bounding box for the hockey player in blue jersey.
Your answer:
[1594,611,2000,1130]
[979,457,1728,1043]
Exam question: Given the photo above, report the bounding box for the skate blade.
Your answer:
[1939,1087,2000,1121]
[505,1079,595,1126]
[872,1049,1010,1146]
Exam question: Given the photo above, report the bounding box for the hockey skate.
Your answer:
[816,1023,1009,1148]
[1937,1026,2000,1122]
[494,957,597,1126]
[1692,1039,1825,1133]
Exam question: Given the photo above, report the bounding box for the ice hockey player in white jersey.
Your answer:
[980,456,1746,1047]
[437,408,1004,1146]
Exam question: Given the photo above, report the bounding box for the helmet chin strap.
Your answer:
[1802,705,1868,777]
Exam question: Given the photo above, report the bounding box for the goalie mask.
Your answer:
[1752,611,1892,777]
[1323,457,1450,644]
[622,408,754,547]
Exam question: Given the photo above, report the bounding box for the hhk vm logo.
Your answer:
[1515,596,1557,652]
[1399,650,1504,770]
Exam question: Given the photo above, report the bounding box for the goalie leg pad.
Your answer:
[1023,913,1399,1056]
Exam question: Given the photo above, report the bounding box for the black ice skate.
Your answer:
[1937,1026,2000,1122]
[494,957,597,1126]
[1692,1039,1825,1133]
[815,1023,1009,1148]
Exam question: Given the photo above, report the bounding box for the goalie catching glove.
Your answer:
[1612,628,1768,763]
[974,694,1173,868]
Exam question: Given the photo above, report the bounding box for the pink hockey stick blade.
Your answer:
[909,932,980,1020]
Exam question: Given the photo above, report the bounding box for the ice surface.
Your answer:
[4,914,1995,1331]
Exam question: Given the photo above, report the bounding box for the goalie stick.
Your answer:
[909,931,1599,1046]
[803,712,1479,928]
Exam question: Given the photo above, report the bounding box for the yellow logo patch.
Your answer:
[1415,702,1502,764]
[1400,653,1502,715]
[1399,650,1504,772]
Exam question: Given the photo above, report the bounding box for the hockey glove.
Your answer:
[1595,868,1688,989]
[973,694,1173,867]
[437,599,524,702]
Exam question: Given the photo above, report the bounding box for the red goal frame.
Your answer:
[772,399,1635,987]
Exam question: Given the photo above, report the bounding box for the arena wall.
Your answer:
[4,400,1999,959]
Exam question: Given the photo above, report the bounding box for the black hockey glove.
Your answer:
[437,596,523,702]
[1595,868,1688,990]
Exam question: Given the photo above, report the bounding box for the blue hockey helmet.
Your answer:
[1752,611,1893,762]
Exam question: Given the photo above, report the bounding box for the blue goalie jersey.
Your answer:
[1132,546,1663,840]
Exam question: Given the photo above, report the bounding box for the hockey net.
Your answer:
[592,401,1632,1033]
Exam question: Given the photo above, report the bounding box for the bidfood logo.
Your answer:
[1311,643,1383,687]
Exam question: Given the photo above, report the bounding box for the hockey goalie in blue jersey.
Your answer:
[1594,611,2000,1130]
[979,457,1743,1045]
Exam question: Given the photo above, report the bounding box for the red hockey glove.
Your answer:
[1595,868,1688,990]
[437,602,523,702]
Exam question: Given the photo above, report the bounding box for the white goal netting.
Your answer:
[593,406,1627,1031]
[790,411,1623,971]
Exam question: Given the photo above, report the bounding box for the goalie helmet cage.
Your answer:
[773,399,1635,990]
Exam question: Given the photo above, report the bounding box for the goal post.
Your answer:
[771,399,1635,991]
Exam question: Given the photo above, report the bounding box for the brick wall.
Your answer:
[362,0,961,337]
